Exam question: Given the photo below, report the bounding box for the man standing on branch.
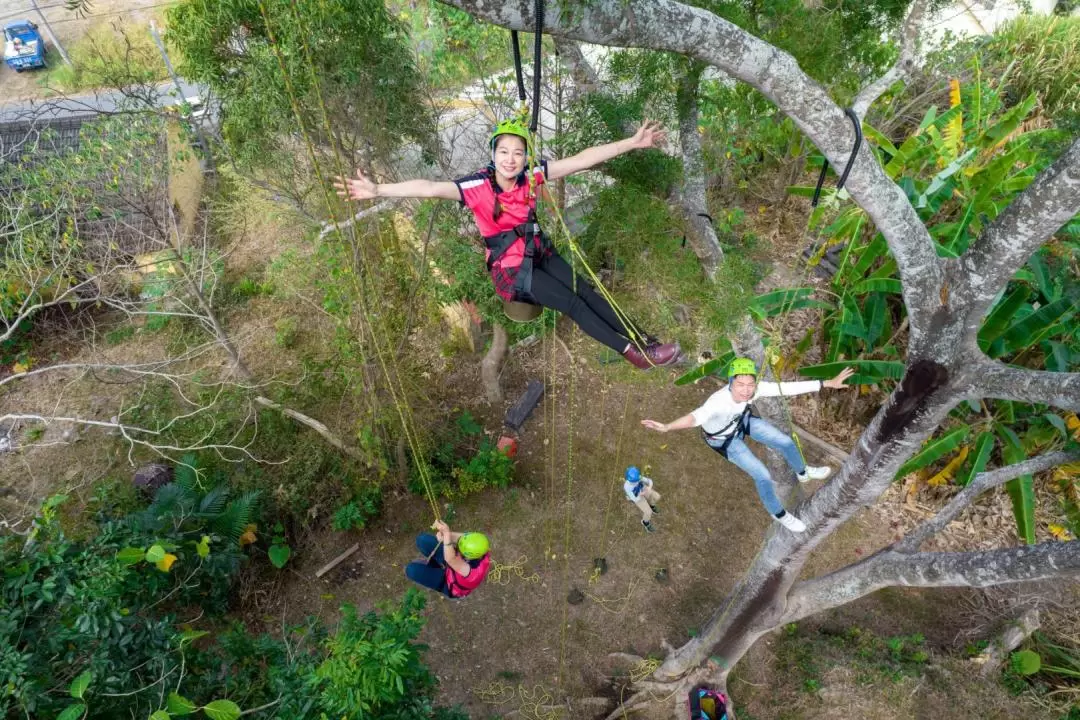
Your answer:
[642,359,856,532]
[334,119,682,369]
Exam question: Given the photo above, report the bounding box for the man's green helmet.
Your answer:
[728,357,758,379]
[457,532,490,560]
[490,119,531,152]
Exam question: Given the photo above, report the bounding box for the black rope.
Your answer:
[530,0,544,132]
[811,107,863,208]
[510,31,526,102]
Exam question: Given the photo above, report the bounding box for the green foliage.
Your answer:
[44,20,170,92]
[397,1,510,91]
[268,522,291,569]
[413,411,515,499]
[168,0,436,170]
[1011,649,1042,676]
[776,624,931,693]
[332,485,383,532]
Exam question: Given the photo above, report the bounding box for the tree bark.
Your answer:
[481,322,509,403]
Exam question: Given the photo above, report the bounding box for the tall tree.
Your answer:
[438,0,1080,716]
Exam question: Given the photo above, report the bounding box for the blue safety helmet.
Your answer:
[625,466,641,482]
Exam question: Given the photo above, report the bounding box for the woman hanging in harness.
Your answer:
[641,358,855,532]
[334,119,681,369]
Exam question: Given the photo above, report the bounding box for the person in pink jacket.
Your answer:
[642,358,855,532]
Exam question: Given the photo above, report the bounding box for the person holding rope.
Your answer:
[405,520,491,598]
[334,120,682,369]
[641,358,855,532]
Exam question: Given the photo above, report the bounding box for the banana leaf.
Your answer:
[1027,252,1058,302]
[977,285,1031,349]
[896,426,971,478]
[844,234,888,284]
[674,352,735,387]
[957,430,995,486]
[862,121,899,158]
[749,287,832,321]
[863,292,888,347]
[998,425,1036,544]
[979,93,1038,148]
[852,278,903,295]
[999,297,1077,355]
[798,359,905,385]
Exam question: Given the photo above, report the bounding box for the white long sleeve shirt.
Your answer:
[623,475,654,501]
[691,381,822,438]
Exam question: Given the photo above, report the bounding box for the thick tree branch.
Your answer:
[553,38,601,98]
[438,0,946,346]
[958,137,1080,324]
[783,542,1080,626]
[851,0,930,116]
[973,360,1080,413]
[897,449,1080,553]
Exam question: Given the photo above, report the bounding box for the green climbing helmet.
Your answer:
[458,532,490,560]
[728,357,758,379]
[489,119,531,153]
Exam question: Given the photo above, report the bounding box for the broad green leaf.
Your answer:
[150,711,171,720]
[798,360,905,384]
[861,121,898,158]
[979,93,1038,148]
[167,691,197,715]
[180,630,209,646]
[196,536,210,559]
[851,278,902,295]
[916,148,975,208]
[674,353,734,387]
[268,544,291,569]
[145,545,166,564]
[57,704,86,720]
[897,426,971,478]
[749,288,831,320]
[116,547,147,566]
[999,298,1076,355]
[1027,252,1056,302]
[977,286,1031,349]
[1011,649,1041,676]
[999,426,1036,544]
[957,431,995,487]
[945,203,976,254]
[203,699,242,720]
[863,293,887,347]
[845,235,887,283]
[70,670,92,699]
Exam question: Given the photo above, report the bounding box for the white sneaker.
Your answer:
[774,511,807,532]
[797,465,831,483]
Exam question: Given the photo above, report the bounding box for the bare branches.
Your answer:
[897,449,1080,553]
[958,137,1080,321]
[851,0,930,117]
[972,360,1080,413]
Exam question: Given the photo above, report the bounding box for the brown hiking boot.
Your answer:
[623,341,681,369]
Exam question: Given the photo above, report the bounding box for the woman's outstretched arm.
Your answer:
[546,119,667,180]
[334,167,460,201]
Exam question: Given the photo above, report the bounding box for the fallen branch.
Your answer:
[315,543,360,578]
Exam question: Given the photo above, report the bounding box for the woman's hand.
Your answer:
[333,168,377,201]
[823,367,856,389]
[641,419,668,433]
[627,119,667,150]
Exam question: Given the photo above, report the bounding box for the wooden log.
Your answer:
[315,542,360,578]
[504,379,545,431]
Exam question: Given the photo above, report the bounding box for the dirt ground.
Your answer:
[0,0,168,102]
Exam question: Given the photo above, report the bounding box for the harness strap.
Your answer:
[702,404,756,457]
[482,206,550,298]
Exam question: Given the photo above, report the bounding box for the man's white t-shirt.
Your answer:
[691,381,822,439]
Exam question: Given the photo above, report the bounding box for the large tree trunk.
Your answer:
[481,322,509,403]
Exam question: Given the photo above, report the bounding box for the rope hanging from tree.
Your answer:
[811,107,863,208]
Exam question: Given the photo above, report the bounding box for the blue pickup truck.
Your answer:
[3,21,47,72]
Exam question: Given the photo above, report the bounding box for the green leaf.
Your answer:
[862,121,899,158]
[999,298,1076,355]
[749,287,831,320]
[167,691,197,715]
[145,544,166,564]
[1011,649,1041,676]
[70,670,92,699]
[957,431,995,487]
[897,426,971,478]
[150,711,171,720]
[798,360,906,385]
[674,353,735,387]
[999,426,1036,544]
[851,278,902,295]
[179,630,209,647]
[196,536,210,559]
[979,93,1038,148]
[57,704,86,720]
[203,699,242,720]
[116,547,147,566]
[977,286,1030,349]
[268,544,291,569]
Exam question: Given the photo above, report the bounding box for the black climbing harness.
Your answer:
[702,403,757,458]
[482,206,552,299]
[810,107,863,208]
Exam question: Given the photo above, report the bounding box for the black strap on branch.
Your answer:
[811,107,863,208]
[509,0,545,132]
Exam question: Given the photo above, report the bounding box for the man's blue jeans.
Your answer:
[708,417,806,516]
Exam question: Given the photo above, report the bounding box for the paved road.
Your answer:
[0,79,204,123]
